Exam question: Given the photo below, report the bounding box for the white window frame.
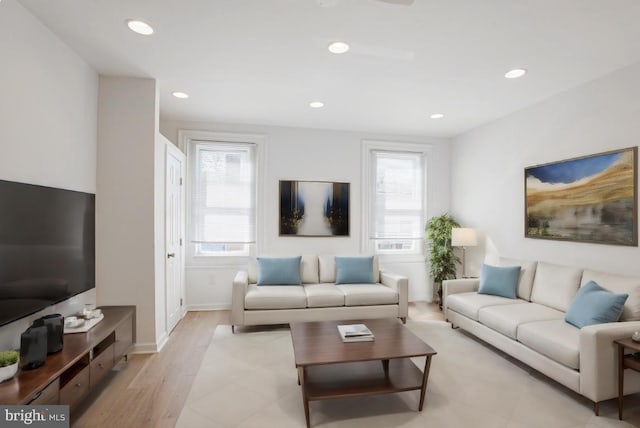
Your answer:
[180,130,265,264]
[361,140,431,261]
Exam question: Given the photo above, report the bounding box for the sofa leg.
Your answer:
[594,401,599,416]
[231,324,235,334]
[400,317,406,324]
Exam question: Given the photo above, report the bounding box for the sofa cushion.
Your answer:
[256,256,302,285]
[335,256,375,284]
[498,257,538,301]
[565,281,628,328]
[304,284,345,308]
[581,270,640,321]
[300,255,320,284]
[517,319,580,370]
[336,284,398,306]
[446,292,528,321]
[478,263,521,299]
[319,255,336,283]
[530,262,582,312]
[319,255,380,283]
[248,255,319,284]
[478,302,564,340]
[244,285,307,309]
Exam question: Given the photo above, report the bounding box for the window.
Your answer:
[364,142,428,255]
[189,141,256,256]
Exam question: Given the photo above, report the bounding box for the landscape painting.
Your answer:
[525,147,637,246]
[279,180,349,237]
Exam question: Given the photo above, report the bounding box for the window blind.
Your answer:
[190,141,256,245]
[371,150,424,251]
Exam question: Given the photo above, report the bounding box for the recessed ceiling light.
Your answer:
[309,101,324,108]
[328,41,350,54]
[172,91,189,99]
[126,19,154,36]
[505,68,527,79]
[430,113,444,119]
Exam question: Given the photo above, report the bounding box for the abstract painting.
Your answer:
[525,147,637,246]
[279,180,349,236]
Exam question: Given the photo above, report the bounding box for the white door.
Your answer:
[165,144,185,334]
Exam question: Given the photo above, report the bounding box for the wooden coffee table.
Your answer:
[290,319,437,427]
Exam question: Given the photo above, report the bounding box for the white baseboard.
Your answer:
[156,333,169,352]
[132,336,168,354]
[186,303,231,311]
[132,342,160,354]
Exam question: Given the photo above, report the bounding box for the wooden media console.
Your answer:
[0,306,135,412]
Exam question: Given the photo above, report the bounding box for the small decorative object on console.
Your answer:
[64,313,104,334]
[32,314,64,354]
[20,326,47,370]
[632,331,640,342]
[0,350,19,383]
[65,316,85,329]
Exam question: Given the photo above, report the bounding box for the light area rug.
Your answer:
[176,320,640,428]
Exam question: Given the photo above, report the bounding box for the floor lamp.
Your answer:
[451,228,478,278]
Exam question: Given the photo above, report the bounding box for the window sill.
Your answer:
[186,254,252,269]
[376,253,426,264]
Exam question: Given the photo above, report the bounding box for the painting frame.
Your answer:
[524,146,638,246]
[279,180,350,237]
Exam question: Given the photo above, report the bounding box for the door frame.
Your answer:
[165,142,186,334]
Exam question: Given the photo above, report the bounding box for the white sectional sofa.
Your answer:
[231,255,408,331]
[443,257,640,414]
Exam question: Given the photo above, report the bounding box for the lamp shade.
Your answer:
[451,228,477,247]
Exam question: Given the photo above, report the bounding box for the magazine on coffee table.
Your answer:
[337,324,375,342]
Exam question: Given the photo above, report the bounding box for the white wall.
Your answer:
[0,0,98,348]
[97,77,166,352]
[451,61,640,277]
[160,120,451,306]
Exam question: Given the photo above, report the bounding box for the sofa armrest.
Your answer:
[442,278,479,319]
[380,271,408,319]
[580,321,640,402]
[231,271,249,327]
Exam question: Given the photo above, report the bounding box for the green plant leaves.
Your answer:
[0,350,18,367]
[425,214,461,286]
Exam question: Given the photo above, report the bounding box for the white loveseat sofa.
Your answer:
[443,257,640,414]
[231,255,408,331]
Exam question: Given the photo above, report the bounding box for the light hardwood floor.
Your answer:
[72,302,442,427]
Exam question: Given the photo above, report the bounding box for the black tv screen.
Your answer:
[0,180,95,327]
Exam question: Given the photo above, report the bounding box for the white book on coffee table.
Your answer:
[337,324,375,342]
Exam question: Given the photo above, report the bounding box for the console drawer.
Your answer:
[114,314,133,361]
[28,378,59,405]
[91,343,115,386]
[60,365,90,409]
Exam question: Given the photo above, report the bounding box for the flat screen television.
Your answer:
[0,179,95,327]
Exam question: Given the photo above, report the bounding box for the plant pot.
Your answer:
[0,362,18,383]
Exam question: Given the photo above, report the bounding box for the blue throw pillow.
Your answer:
[565,281,628,328]
[257,256,302,285]
[335,256,375,284]
[478,263,521,299]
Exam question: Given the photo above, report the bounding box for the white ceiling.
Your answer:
[19,0,640,137]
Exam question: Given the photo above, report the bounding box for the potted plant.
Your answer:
[425,214,460,309]
[0,350,19,383]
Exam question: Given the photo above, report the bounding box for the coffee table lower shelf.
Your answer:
[298,357,431,427]
[303,359,423,399]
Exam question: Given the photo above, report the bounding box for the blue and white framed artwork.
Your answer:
[525,147,637,246]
